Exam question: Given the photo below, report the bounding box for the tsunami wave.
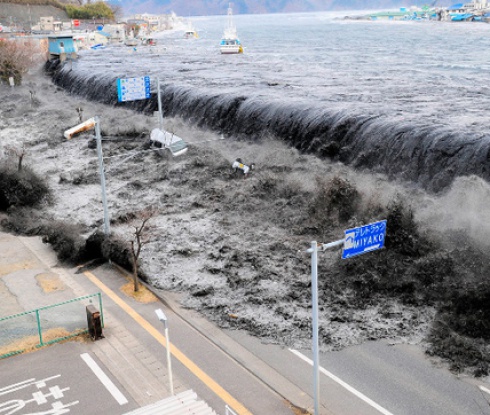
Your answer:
[47,60,490,194]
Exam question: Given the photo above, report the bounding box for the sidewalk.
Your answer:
[0,232,316,415]
[0,231,181,406]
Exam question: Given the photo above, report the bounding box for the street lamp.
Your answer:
[155,308,174,395]
[62,116,110,235]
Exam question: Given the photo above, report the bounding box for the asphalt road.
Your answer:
[225,329,490,415]
[82,265,297,415]
[315,341,490,415]
[0,342,139,415]
[4,251,490,415]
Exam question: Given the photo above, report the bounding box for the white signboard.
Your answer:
[116,76,151,102]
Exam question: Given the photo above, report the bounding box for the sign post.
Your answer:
[307,219,386,415]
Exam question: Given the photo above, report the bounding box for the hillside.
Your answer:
[0,0,453,23]
[0,2,69,29]
[118,0,452,16]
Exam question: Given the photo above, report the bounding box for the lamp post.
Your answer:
[155,308,174,395]
[63,117,110,234]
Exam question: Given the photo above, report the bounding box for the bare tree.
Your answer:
[109,4,124,21]
[129,206,158,292]
[7,144,26,171]
[0,39,40,85]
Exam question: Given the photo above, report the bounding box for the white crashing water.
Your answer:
[53,11,490,192]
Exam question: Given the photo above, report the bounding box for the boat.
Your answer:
[142,37,157,46]
[184,22,199,39]
[447,0,489,21]
[220,4,243,54]
[184,29,198,39]
[125,38,139,47]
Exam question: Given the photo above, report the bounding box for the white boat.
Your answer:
[220,4,243,54]
[125,38,139,47]
[184,29,198,39]
[184,22,199,39]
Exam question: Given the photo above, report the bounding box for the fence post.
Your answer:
[35,309,44,346]
[98,292,104,328]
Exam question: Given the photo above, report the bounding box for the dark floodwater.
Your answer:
[52,12,490,192]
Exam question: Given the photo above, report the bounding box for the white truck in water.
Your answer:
[149,128,188,157]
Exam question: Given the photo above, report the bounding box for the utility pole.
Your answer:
[94,116,110,235]
[28,4,32,32]
[157,78,164,131]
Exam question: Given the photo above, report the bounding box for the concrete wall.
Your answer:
[0,3,69,31]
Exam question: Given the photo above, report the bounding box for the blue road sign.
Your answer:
[342,220,387,259]
[117,76,151,102]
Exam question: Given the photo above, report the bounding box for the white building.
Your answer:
[101,24,126,43]
[31,16,63,32]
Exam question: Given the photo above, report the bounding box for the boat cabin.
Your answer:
[184,30,198,39]
[220,38,243,54]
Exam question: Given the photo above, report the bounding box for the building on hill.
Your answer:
[31,16,63,32]
[0,2,70,31]
[127,12,185,32]
[101,24,126,43]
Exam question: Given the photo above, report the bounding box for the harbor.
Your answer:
[343,0,490,22]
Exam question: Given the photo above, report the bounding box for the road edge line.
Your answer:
[83,270,252,415]
[81,352,129,405]
[290,349,394,415]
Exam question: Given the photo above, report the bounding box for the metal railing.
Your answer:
[0,293,103,359]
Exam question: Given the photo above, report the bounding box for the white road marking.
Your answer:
[80,353,128,405]
[289,349,394,415]
[0,376,61,396]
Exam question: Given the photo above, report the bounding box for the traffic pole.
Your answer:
[311,240,320,415]
[307,238,344,415]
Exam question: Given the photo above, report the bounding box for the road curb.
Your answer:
[110,262,319,414]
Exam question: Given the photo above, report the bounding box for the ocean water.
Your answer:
[54,12,490,191]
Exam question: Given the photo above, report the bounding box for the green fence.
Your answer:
[0,293,103,359]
